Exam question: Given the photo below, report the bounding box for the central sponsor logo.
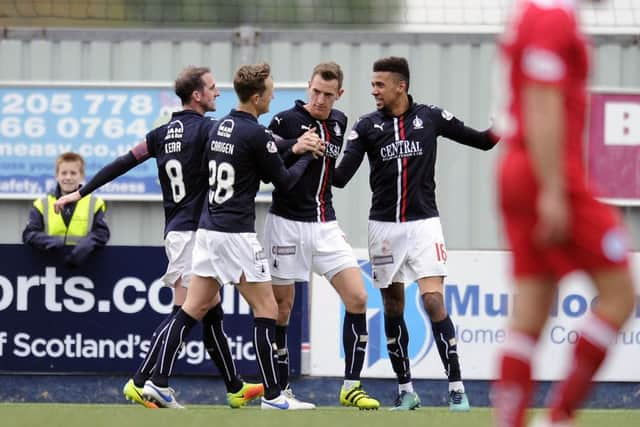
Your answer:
[380,140,423,161]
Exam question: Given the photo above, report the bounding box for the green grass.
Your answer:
[0,404,638,427]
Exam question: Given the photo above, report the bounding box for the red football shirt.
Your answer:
[500,0,589,183]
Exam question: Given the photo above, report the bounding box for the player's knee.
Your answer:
[422,291,446,319]
[276,295,294,312]
[344,289,368,313]
[383,297,404,317]
[277,305,292,324]
[252,296,278,319]
[184,298,216,321]
[607,282,637,324]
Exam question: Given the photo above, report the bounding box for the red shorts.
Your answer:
[498,150,629,279]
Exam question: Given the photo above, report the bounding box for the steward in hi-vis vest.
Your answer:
[33,192,106,245]
[23,185,110,267]
[23,152,110,268]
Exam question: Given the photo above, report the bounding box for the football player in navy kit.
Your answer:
[144,63,316,410]
[264,62,379,410]
[55,66,263,409]
[333,57,499,411]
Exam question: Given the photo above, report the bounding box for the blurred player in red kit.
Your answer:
[492,1,636,426]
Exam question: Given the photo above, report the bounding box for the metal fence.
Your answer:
[0,27,638,250]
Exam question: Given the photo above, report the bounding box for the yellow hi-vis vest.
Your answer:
[33,194,106,245]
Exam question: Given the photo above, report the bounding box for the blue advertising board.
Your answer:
[0,244,304,376]
[0,83,306,199]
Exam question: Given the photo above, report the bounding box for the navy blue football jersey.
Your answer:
[334,98,491,222]
[268,100,348,222]
[199,109,313,233]
[146,110,214,234]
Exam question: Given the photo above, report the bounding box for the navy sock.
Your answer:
[343,311,367,380]
[431,315,461,382]
[254,317,280,400]
[202,303,242,393]
[150,308,197,387]
[384,314,411,384]
[275,324,289,389]
[133,305,180,387]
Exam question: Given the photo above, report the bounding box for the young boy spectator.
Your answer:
[23,152,109,267]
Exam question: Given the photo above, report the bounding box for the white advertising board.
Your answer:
[309,250,640,381]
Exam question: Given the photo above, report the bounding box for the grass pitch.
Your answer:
[0,404,638,427]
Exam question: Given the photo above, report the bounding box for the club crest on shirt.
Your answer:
[266,140,278,153]
[348,130,359,141]
[217,119,234,137]
[334,122,342,137]
[412,116,424,129]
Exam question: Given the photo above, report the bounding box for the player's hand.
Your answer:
[535,188,569,246]
[292,128,324,157]
[54,191,81,214]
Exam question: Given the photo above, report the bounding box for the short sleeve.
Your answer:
[520,9,575,84]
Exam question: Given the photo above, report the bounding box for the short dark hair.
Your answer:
[373,56,410,91]
[310,62,343,89]
[174,66,211,104]
[233,62,271,103]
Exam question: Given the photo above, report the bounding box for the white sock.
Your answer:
[343,379,359,390]
[398,382,414,394]
[449,381,464,393]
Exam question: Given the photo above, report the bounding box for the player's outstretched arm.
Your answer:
[434,106,499,150]
[54,141,151,213]
[443,122,500,151]
[54,191,81,213]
